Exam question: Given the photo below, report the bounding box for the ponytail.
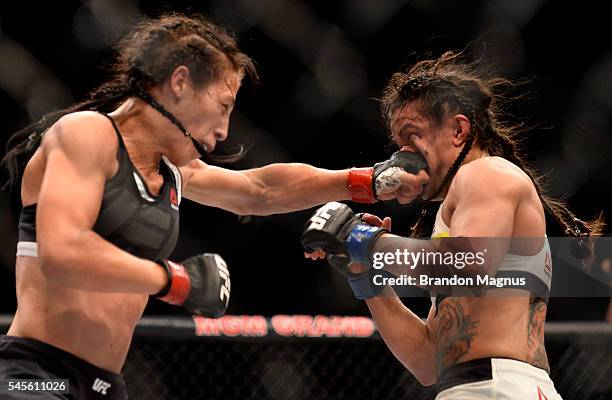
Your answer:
[1,78,132,189]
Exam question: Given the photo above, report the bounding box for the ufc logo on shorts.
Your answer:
[537,386,549,400]
[308,202,342,230]
[215,255,231,306]
[92,378,111,395]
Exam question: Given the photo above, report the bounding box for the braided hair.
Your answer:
[2,13,259,189]
[380,51,603,262]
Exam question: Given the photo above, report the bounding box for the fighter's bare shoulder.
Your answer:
[451,156,533,200]
[178,159,207,189]
[41,111,119,177]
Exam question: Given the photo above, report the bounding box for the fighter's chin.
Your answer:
[419,183,437,201]
[168,147,195,167]
[424,186,445,201]
[169,153,192,167]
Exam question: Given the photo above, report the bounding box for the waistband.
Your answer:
[436,357,550,394]
[0,335,124,384]
[436,358,493,394]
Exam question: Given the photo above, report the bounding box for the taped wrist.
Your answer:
[345,224,387,266]
[348,167,375,203]
[154,260,192,305]
[348,269,395,299]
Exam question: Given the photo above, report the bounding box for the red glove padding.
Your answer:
[348,167,375,203]
[155,254,230,317]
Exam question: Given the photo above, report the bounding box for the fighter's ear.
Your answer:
[168,65,191,99]
[452,114,471,147]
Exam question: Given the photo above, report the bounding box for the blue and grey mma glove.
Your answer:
[301,202,391,299]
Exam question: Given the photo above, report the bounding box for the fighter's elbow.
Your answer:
[413,372,436,387]
[395,341,437,386]
[396,359,437,387]
[37,235,81,278]
[240,187,289,216]
[38,241,70,278]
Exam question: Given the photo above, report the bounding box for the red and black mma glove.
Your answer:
[348,150,428,203]
[154,254,230,317]
[301,202,392,299]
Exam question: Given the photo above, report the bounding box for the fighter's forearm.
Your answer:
[372,234,437,278]
[241,163,350,215]
[371,234,492,284]
[38,230,166,294]
[365,296,437,385]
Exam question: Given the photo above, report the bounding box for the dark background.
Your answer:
[1,0,610,319]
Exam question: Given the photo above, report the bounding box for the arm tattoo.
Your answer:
[527,299,550,373]
[432,299,480,375]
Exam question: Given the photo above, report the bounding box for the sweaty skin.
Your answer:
[9,113,354,372]
[366,157,550,385]
[9,113,158,373]
[8,68,363,372]
[9,106,357,373]
[319,101,552,386]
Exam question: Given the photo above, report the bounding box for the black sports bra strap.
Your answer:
[96,112,127,148]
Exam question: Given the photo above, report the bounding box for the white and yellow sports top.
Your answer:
[430,202,552,311]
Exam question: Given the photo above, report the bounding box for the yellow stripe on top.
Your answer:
[432,231,450,238]
[429,201,552,303]
[431,202,451,238]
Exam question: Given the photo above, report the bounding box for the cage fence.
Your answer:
[117,316,612,400]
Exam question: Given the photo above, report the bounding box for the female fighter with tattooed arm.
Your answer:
[0,15,420,400]
[303,52,602,399]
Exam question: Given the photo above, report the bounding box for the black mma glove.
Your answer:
[154,253,230,317]
[372,150,429,197]
[301,202,387,267]
[302,203,393,299]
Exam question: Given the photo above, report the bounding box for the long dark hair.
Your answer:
[380,50,604,257]
[1,13,259,189]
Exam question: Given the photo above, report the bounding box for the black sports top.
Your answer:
[17,113,181,261]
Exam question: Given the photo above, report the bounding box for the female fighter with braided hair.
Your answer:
[303,50,603,399]
[0,14,424,399]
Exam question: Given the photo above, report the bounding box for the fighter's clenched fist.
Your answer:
[348,149,429,204]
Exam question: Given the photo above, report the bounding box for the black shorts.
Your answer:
[0,335,128,399]
[436,357,494,394]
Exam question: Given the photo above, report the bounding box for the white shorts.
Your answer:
[435,358,563,400]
